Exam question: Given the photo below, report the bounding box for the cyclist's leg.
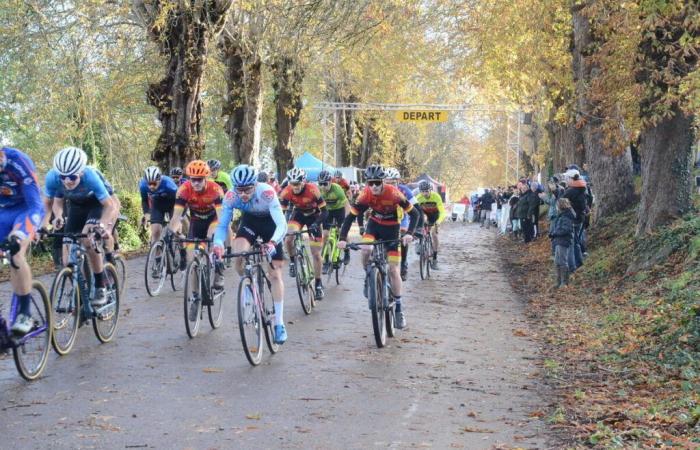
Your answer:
[258,217,286,326]
[285,213,302,258]
[3,210,38,332]
[207,218,224,289]
[361,220,378,268]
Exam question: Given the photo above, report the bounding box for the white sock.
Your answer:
[274,301,284,326]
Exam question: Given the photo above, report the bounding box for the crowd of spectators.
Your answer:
[453,164,594,288]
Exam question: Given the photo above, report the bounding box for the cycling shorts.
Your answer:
[0,205,41,241]
[425,211,440,227]
[65,199,103,234]
[323,208,345,229]
[188,212,216,240]
[363,220,400,264]
[149,197,175,225]
[288,209,322,244]
[236,214,284,261]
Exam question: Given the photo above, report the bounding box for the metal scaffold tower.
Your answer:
[312,102,523,184]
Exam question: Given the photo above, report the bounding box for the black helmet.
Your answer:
[318,170,332,183]
[170,167,183,177]
[207,159,222,171]
[364,164,385,180]
[419,180,432,192]
[257,171,269,183]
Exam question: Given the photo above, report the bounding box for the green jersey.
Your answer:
[321,182,347,210]
[212,171,233,192]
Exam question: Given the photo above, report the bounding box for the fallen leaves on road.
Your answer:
[246,413,261,420]
[202,367,224,373]
[461,426,495,433]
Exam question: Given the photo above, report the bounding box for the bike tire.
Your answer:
[368,268,387,348]
[169,242,185,291]
[207,283,224,330]
[259,270,279,354]
[183,259,203,338]
[295,254,313,315]
[303,247,316,308]
[92,263,120,343]
[13,281,52,381]
[425,236,432,279]
[113,254,127,297]
[237,276,263,366]
[385,290,396,338]
[49,266,80,355]
[419,237,427,280]
[145,240,167,297]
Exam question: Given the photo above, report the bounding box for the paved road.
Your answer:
[0,223,546,449]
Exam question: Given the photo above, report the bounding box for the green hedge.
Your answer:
[116,191,149,251]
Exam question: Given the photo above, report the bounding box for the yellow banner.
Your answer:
[396,110,448,123]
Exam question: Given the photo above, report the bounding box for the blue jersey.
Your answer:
[94,168,115,196]
[398,184,417,229]
[0,147,43,216]
[139,176,178,213]
[45,167,111,204]
[214,183,287,246]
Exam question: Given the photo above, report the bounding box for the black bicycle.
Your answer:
[287,229,316,314]
[228,242,280,366]
[144,223,185,296]
[180,238,224,338]
[347,240,398,348]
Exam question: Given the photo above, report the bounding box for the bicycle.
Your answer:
[111,215,128,296]
[180,238,224,338]
[417,223,434,280]
[144,221,185,296]
[287,230,316,314]
[347,239,398,348]
[320,220,345,285]
[0,239,52,380]
[228,242,280,366]
[46,232,120,355]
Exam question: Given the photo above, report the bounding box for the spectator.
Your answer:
[515,182,539,243]
[564,169,588,271]
[549,197,575,288]
[509,191,521,238]
[479,189,496,229]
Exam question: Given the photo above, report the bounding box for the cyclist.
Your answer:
[166,160,224,289]
[338,165,418,329]
[42,146,117,307]
[140,166,178,245]
[415,180,446,269]
[385,167,421,281]
[317,170,350,271]
[0,147,44,335]
[208,159,233,193]
[332,169,350,195]
[280,167,328,300]
[170,167,186,186]
[212,165,288,344]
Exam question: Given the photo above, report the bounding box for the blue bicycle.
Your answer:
[47,232,120,355]
[0,238,52,380]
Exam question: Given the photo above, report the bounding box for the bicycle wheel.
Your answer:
[419,237,428,280]
[368,268,387,348]
[303,247,316,309]
[49,266,80,355]
[425,236,432,279]
[183,259,203,338]
[13,281,52,381]
[259,270,279,354]
[237,276,263,366]
[93,263,120,343]
[385,290,396,338]
[207,281,224,329]
[169,242,185,291]
[145,240,167,297]
[113,254,127,296]
[295,254,313,315]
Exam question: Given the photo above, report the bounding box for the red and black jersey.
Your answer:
[279,183,326,215]
[350,184,413,226]
[175,180,223,216]
[332,177,350,192]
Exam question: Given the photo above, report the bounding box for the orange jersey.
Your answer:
[350,184,413,226]
[279,183,326,214]
[332,177,350,191]
[175,180,223,216]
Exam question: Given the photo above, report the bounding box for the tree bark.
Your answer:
[636,107,694,234]
[272,57,304,178]
[135,0,233,170]
[572,4,635,222]
[221,35,263,165]
[546,120,584,174]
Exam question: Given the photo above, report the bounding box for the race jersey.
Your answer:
[332,177,350,192]
[320,182,347,211]
[416,191,446,223]
[213,182,287,246]
[90,168,115,196]
[0,147,43,217]
[212,171,233,192]
[397,184,417,228]
[279,183,326,215]
[45,167,111,204]
[174,180,223,217]
[350,184,413,226]
[139,175,178,213]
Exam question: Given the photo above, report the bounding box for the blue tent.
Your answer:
[294,151,335,181]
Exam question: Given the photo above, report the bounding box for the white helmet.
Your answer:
[54,146,88,176]
[144,166,162,183]
[385,167,401,180]
[287,167,306,183]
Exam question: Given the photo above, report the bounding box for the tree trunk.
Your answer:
[272,57,304,178]
[572,4,635,222]
[546,120,584,174]
[135,0,233,170]
[636,107,694,234]
[221,36,263,165]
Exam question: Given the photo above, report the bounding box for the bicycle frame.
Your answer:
[289,230,315,284]
[0,294,48,348]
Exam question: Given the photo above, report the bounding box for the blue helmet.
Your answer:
[231,164,257,187]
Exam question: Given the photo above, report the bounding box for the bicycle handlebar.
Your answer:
[286,229,313,237]
[347,239,400,251]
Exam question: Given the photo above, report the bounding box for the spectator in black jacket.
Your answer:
[563,169,588,270]
[479,189,495,229]
[515,182,539,243]
[549,198,575,287]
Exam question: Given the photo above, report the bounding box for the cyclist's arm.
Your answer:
[339,203,367,240]
[269,198,288,244]
[314,190,328,225]
[213,201,233,247]
[169,186,189,232]
[401,200,420,235]
[436,195,447,224]
[139,180,150,214]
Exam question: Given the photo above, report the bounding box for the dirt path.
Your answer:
[0,223,547,449]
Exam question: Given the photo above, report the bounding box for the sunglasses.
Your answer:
[318,182,329,187]
[148,181,159,187]
[367,180,383,187]
[190,177,205,183]
[235,185,254,194]
[290,181,303,187]
[60,174,79,182]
